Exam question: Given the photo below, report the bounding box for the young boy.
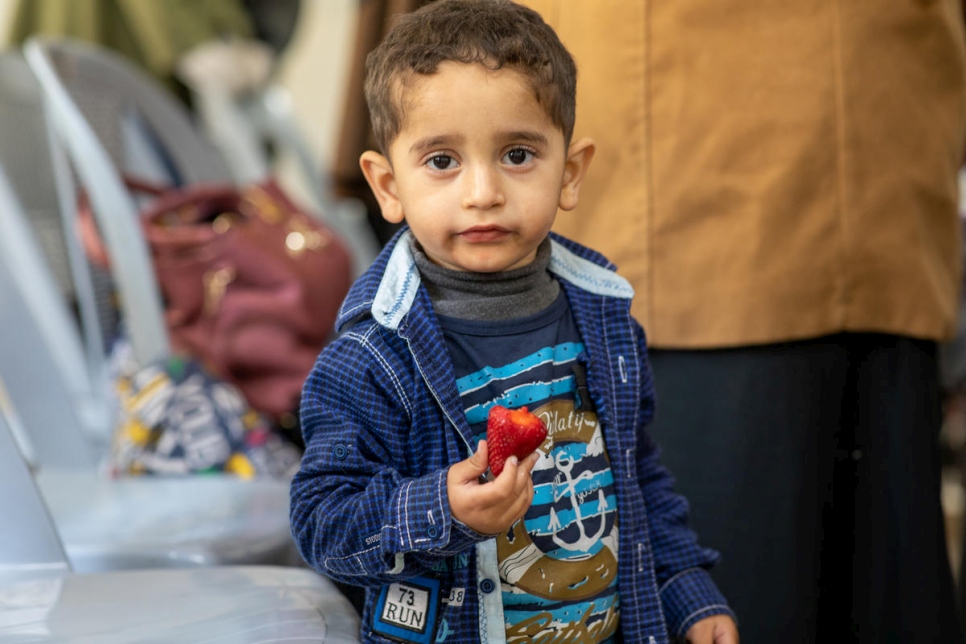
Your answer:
[290,1,739,642]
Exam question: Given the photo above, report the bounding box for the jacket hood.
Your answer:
[335,227,634,333]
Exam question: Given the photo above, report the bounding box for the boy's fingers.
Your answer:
[484,455,524,497]
[520,451,541,474]
[506,457,535,508]
[514,457,534,492]
[496,455,519,483]
[509,479,534,523]
[471,440,488,470]
[450,441,489,483]
[467,452,534,505]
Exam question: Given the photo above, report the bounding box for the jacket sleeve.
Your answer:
[631,322,738,638]
[289,329,487,587]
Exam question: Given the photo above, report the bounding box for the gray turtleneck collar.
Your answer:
[411,237,560,321]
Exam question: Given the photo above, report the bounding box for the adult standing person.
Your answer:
[521,0,966,642]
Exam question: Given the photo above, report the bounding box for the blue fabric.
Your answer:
[439,292,578,427]
[290,228,736,643]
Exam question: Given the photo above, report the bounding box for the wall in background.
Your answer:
[0,1,14,38]
[276,0,356,177]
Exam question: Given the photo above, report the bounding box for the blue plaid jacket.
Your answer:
[291,229,735,643]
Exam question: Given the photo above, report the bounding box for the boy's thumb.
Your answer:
[470,440,488,470]
[455,440,488,480]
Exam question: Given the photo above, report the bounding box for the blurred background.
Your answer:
[0,2,381,640]
[0,1,964,642]
[0,0,359,228]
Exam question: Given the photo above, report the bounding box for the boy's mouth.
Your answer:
[459,225,509,243]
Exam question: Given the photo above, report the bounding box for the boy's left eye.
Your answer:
[427,155,455,170]
[503,148,534,165]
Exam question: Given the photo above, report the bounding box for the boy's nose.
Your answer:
[461,164,505,210]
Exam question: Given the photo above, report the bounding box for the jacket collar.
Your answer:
[336,228,634,332]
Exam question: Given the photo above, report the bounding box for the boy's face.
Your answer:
[361,61,594,273]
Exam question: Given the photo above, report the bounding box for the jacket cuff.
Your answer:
[386,469,450,551]
[386,469,487,555]
[659,567,737,640]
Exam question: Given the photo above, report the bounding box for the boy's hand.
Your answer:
[685,614,739,644]
[447,440,539,535]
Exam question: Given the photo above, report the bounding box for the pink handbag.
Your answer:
[79,177,353,420]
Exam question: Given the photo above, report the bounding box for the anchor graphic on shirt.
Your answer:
[549,451,608,552]
[496,400,617,602]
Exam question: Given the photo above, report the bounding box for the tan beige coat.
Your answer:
[523,0,966,348]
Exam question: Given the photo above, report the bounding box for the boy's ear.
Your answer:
[558,137,596,212]
[360,150,405,224]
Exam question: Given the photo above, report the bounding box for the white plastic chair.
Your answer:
[0,398,361,643]
[0,51,114,455]
[0,132,300,573]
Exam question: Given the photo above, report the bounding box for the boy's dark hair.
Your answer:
[364,0,577,155]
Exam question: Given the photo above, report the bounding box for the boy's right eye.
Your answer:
[427,155,455,170]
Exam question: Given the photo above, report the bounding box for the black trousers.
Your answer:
[647,333,961,644]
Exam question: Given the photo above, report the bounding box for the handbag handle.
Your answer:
[119,175,170,199]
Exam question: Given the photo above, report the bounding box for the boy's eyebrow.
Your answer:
[501,130,550,146]
[409,130,550,155]
[410,134,463,155]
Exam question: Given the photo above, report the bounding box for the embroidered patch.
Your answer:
[444,587,465,608]
[372,578,441,643]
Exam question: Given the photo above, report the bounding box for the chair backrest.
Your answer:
[0,51,76,301]
[23,37,238,367]
[27,38,231,186]
[23,39,168,367]
[0,381,71,581]
[0,50,115,439]
[0,165,99,469]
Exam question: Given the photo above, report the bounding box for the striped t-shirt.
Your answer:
[439,292,620,643]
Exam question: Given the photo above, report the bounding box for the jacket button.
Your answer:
[479,579,495,594]
[334,443,348,460]
[427,524,440,538]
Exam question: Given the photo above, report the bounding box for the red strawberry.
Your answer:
[486,405,548,477]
